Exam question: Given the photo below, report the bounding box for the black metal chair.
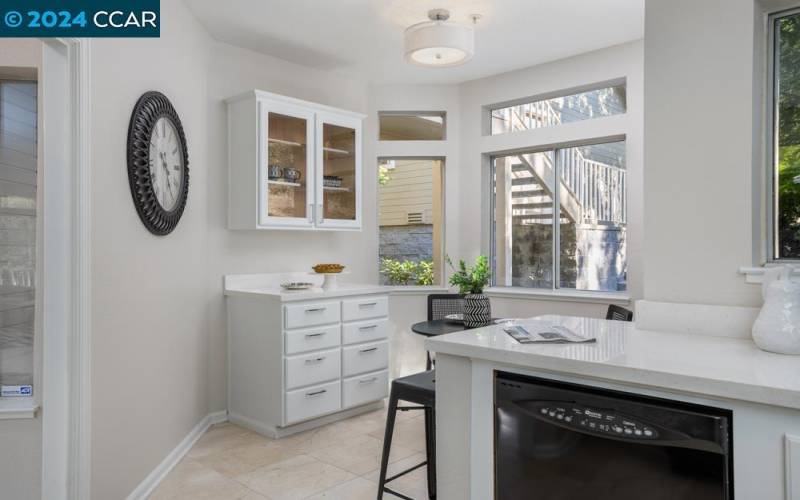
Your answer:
[424,294,464,370]
[378,370,436,500]
[606,304,633,322]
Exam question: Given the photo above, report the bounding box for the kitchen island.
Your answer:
[426,314,800,500]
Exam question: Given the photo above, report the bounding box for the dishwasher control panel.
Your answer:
[535,403,659,439]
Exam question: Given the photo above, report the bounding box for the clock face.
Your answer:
[148,117,185,211]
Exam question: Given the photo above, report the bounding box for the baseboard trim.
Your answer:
[126,410,228,500]
[229,401,384,439]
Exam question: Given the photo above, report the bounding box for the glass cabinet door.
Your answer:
[259,102,315,227]
[316,113,361,228]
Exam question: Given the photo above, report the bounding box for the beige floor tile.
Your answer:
[196,439,303,477]
[149,458,253,500]
[369,415,428,453]
[187,423,265,459]
[304,477,379,500]
[308,433,417,475]
[236,454,355,500]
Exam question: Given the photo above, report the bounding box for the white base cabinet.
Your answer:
[227,289,389,437]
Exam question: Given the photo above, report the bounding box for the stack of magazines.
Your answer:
[503,320,596,344]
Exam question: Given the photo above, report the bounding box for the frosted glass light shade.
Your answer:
[404,21,474,67]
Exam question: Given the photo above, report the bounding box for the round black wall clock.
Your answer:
[127,91,189,236]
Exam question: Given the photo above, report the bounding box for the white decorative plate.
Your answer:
[280,282,314,290]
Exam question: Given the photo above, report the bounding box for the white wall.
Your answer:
[0,38,41,500]
[204,42,372,413]
[644,0,766,308]
[89,1,212,498]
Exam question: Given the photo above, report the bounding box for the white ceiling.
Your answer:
[185,0,644,85]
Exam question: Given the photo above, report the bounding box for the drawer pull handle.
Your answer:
[358,377,378,385]
[304,357,326,364]
[305,389,327,397]
[359,347,378,354]
[359,302,378,307]
[305,332,326,338]
[359,325,378,331]
[305,307,326,313]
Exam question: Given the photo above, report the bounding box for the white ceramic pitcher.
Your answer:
[752,265,800,355]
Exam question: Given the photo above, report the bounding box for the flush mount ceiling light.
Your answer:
[404,9,478,67]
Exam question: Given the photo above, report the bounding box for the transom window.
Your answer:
[769,9,800,260]
[490,83,626,136]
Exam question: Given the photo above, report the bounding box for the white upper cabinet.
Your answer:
[227,90,364,230]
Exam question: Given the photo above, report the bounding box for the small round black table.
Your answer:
[412,319,500,370]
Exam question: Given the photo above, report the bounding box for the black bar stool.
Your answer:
[606,304,633,321]
[378,370,436,499]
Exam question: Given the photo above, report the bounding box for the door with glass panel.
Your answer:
[259,101,315,227]
[315,112,361,229]
[0,77,37,399]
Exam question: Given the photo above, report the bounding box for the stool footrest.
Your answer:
[385,460,427,483]
[381,486,416,500]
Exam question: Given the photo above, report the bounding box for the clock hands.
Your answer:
[160,151,175,203]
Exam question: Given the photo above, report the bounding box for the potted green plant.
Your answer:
[447,255,492,327]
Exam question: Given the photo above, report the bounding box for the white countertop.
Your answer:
[426,314,800,410]
[223,272,387,302]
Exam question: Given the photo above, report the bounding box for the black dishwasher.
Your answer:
[495,371,733,500]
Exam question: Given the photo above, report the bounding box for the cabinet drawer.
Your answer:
[342,296,388,322]
[285,348,340,390]
[342,341,388,377]
[343,370,389,408]
[342,318,388,345]
[285,324,341,355]
[285,380,341,424]
[285,301,340,329]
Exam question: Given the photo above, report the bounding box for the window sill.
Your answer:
[387,285,451,296]
[739,265,800,284]
[485,286,630,304]
[0,397,39,420]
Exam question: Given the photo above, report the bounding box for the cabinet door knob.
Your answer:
[305,332,326,338]
[305,389,327,397]
[359,347,378,354]
[359,325,377,331]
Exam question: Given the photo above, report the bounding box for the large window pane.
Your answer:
[379,112,445,141]
[491,141,627,292]
[774,12,800,259]
[491,84,626,135]
[378,159,443,285]
[0,79,37,395]
[558,142,627,292]
[492,151,556,288]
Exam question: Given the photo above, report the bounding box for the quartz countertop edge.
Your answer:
[425,314,800,411]
[224,283,388,301]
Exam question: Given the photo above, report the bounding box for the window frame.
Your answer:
[767,7,800,262]
[487,79,627,136]
[378,111,447,141]
[489,136,627,293]
[377,156,447,286]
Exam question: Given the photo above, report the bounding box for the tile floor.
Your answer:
[151,404,431,500]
